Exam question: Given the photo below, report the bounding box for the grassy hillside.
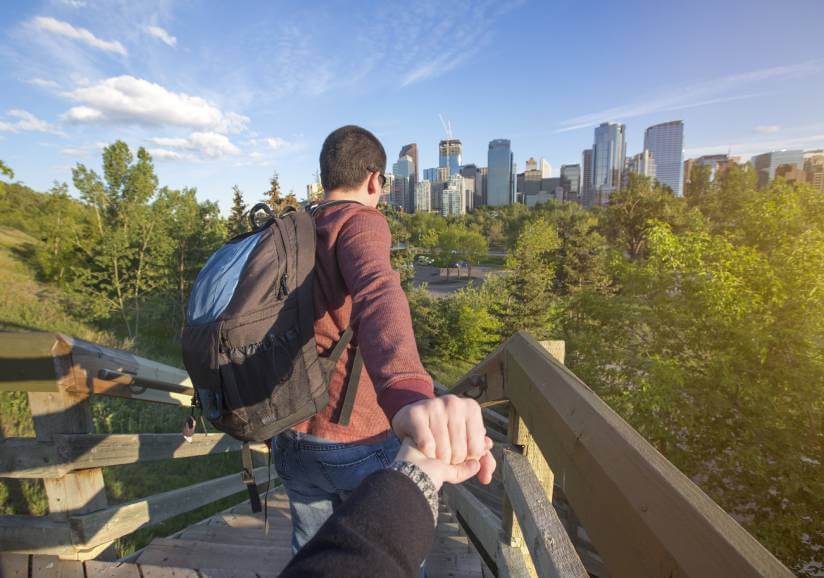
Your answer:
[0,224,251,557]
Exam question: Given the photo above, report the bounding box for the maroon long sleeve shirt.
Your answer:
[291,202,433,443]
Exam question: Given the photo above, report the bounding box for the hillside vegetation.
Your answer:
[0,175,250,557]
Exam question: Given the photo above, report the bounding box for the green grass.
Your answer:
[0,225,247,556]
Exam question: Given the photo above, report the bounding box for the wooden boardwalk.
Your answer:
[1,331,795,578]
[1,489,490,577]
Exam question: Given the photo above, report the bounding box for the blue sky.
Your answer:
[1,0,823,212]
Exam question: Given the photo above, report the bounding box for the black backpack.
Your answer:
[181,202,362,445]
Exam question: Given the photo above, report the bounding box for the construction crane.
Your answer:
[438,113,453,140]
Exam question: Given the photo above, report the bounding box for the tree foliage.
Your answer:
[227,185,249,238]
[398,174,822,575]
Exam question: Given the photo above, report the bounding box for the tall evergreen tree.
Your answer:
[228,185,248,237]
[263,171,284,213]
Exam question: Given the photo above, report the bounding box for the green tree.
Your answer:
[458,228,488,278]
[70,141,164,340]
[685,163,712,207]
[497,216,561,338]
[227,185,248,238]
[283,189,300,210]
[263,171,284,213]
[154,187,226,334]
[602,173,689,259]
[0,160,12,180]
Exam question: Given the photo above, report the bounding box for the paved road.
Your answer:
[412,265,500,298]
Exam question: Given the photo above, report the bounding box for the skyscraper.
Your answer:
[488,139,514,206]
[439,139,463,176]
[540,158,553,178]
[441,174,466,217]
[399,144,418,183]
[751,149,804,189]
[423,167,439,183]
[560,164,581,202]
[644,121,684,196]
[460,165,480,212]
[415,180,432,213]
[626,150,656,180]
[592,122,626,205]
[392,155,414,212]
[582,149,594,207]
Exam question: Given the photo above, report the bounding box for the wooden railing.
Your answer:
[0,330,796,577]
[0,332,270,561]
[438,331,795,578]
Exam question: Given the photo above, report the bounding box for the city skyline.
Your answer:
[1,0,823,213]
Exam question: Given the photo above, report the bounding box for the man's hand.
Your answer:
[392,395,496,484]
[395,437,493,491]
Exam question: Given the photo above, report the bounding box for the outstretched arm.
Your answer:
[279,438,489,578]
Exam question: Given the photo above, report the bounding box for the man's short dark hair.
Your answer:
[319,125,386,192]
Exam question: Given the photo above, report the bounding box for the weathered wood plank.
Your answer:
[501,339,561,577]
[0,516,75,556]
[442,484,500,563]
[1,435,265,479]
[0,332,62,392]
[139,564,200,577]
[0,438,64,478]
[57,434,262,470]
[71,466,275,547]
[23,336,115,561]
[504,331,794,578]
[31,555,84,578]
[501,449,588,578]
[136,539,291,574]
[0,553,29,577]
[83,561,140,577]
[496,543,533,578]
[64,337,193,406]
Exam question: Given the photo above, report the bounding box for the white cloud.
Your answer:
[148,131,240,160]
[0,109,61,134]
[754,125,781,134]
[148,148,192,161]
[557,61,823,132]
[59,0,87,7]
[264,137,291,151]
[63,76,248,133]
[32,16,127,56]
[28,78,60,89]
[145,25,177,47]
[395,0,520,87]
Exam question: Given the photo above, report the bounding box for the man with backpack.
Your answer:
[182,124,495,556]
[273,125,495,552]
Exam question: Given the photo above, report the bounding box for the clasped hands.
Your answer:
[391,395,496,491]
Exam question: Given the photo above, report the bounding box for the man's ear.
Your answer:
[367,172,381,196]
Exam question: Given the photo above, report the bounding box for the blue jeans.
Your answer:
[273,430,401,554]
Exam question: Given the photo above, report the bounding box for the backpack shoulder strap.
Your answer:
[322,327,362,426]
[308,199,364,217]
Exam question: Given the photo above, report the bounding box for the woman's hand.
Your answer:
[395,436,495,491]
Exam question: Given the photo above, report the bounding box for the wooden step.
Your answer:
[178,524,292,547]
[136,538,292,575]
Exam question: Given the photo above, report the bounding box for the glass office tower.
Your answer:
[644,120,684,196]
[592,122,626,205]
[439,139,463,176]
[487,139,514,206]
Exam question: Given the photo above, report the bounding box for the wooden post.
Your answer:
[24,334,115,561]
[502,340,564,576]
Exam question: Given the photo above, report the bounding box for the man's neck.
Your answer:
[324,189,370,206]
